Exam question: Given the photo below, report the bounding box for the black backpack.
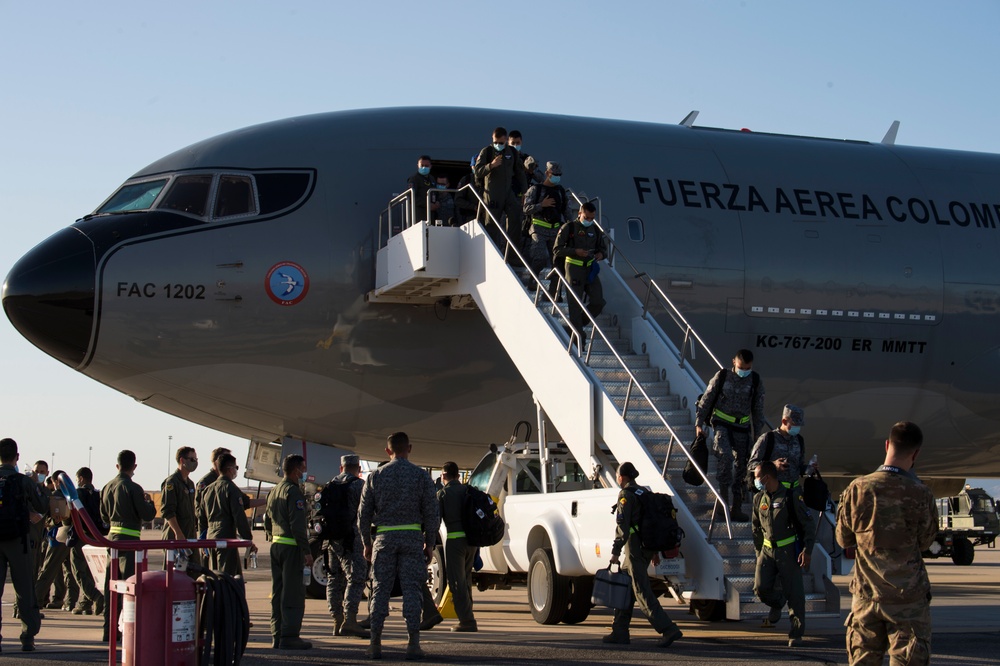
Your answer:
[461,486,504,547]
[314,477,359,544]
[0,473,30,541]
[634,488,685,553]
[78,486,106,535]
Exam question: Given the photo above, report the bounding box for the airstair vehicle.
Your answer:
[367,185,843,622]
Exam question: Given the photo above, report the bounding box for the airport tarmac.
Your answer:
[2,531,997,665]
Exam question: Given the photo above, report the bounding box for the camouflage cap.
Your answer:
[341,454,360,467]
[546,161,562,175]
[782,404,804,426]
[618,462,639,479]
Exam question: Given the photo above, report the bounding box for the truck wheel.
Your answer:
[951,537,975,566]
[307,540,329,600]
[527,547,569,625]
[427,545,446,606]
[690,598,726,621]
[561,575,594,624]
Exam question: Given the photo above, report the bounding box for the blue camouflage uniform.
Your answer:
[695,368,765,506]
[357,458,439,637]
[325,472,367,619]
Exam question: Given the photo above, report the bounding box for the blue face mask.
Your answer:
[493,143,505,152]
[788,425,801,436]
[580,218,594,227]
[754,479,765,492]
[511,144,522,152]
[550,175,561,185]
[436,184,446,189]
[735,368,752,378]
[417,166,430,176]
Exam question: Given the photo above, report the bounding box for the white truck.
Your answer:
[428,429,688,626]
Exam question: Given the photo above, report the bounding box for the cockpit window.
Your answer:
[214,175,256,218]
[96,179,169,214]
[159,174,212,217]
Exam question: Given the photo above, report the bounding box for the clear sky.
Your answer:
[2,1,999,493]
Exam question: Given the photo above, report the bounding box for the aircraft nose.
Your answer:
[2,227,96,368]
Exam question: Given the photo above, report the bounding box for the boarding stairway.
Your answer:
[368,186,840,620]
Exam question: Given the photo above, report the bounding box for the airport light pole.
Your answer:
[88,446,92,468]
[168,435,173,477]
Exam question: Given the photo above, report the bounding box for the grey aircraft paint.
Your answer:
[4,107,1000,489]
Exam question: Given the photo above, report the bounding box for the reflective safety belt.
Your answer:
[565,256,593,268]
[447,531,467,540]
[376,524,422,533]
[763,535,797,549]
[272,535,297,546]
[781,480,801,489]
[712,409,750,425]
[109,526,141,538]
[531,217,560,229]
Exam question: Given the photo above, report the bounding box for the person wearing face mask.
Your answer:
[552,201,608,342]
[201,453,257,576]
[406,155,439,227]
[27,460,50,587]
[748,405,811,493]
[751,460,814,647]
[160,446,202,576]
[434,175,457,226]
[474,127,528,263]
[522,161,570,300]
[836,422,938,665]
[695,349,766,522]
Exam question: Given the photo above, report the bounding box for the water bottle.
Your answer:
[302,565,311,587]
[806,454,819,475]
[250,551,258,569]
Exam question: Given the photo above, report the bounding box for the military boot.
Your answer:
[332,610,345,636]
[359,616,372,630]
[366,632,382,660]
[405,633,425,661]
[342,611,371,639]
[730,495,750,522]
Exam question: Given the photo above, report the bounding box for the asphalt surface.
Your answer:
[1,532,997,665]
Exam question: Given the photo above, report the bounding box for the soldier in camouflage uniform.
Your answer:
[437,461,477,631]
[0,438,48,652]
[265,454,313,650]
[101,449,156,642]
[522,161,570,300]
[751,460,815,646]
[836,421,938,665]
[749,404,811,489]
[358,432,440,660]
[200,453,255,576]
[695,349,766,522]
[325,454,370,638]
[603,462,683,648]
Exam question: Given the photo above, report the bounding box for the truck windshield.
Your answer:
[96,179,169,214]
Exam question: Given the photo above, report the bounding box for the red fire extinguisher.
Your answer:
[122,570,197,666]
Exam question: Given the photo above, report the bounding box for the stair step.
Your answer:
[610,395,681,417]
[738,593,838,618]
[601,380,673,398]
[587,352,651,370]
[590,368,662,384]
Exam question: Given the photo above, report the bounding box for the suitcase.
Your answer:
[591,565,633,610]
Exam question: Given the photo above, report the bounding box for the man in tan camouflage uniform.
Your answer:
[358,432,440,660]
[695,349,766,522]
[836,421,938,665]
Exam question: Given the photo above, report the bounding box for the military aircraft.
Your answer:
[5,107,1000,496]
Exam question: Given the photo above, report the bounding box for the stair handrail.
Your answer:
[566,191,725,372]
[462,185,733,538]
[378,185,733,538]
